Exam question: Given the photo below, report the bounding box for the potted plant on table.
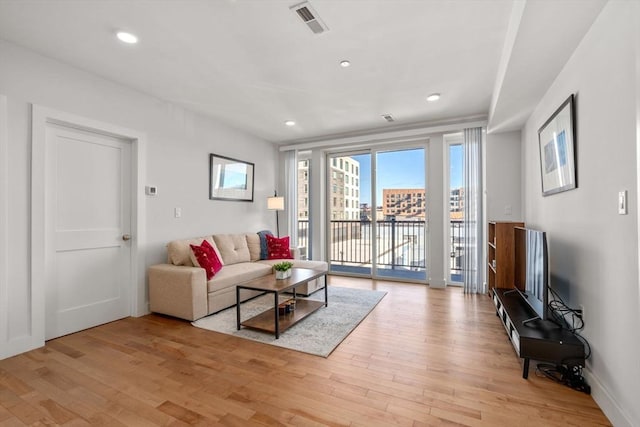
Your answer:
[273,261,293,279]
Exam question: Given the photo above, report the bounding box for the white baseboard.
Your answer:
[0,335,43,361]
[584,366,635,427]
[135,302,151,317]
[429,279,446,288]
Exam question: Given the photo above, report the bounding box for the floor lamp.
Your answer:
[267,192,285,237]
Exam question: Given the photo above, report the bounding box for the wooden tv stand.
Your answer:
[492,288,585,379]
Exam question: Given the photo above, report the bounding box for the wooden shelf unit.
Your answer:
[241,299,324,334]
[487,221,524,292]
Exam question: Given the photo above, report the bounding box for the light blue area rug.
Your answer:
[192,286,386,357]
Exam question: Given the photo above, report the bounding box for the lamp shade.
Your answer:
[267,196,285,211]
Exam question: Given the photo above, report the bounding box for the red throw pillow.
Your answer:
[266,235,293,260]
[190,240,223,280]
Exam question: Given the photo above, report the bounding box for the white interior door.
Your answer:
[45,123,131,340]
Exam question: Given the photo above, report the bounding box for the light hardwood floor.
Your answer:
[0,276,611,426]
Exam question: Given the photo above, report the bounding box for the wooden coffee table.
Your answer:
[235,267,328,339]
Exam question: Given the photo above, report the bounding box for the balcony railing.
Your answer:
[297,219,465,281]
[329,219,425,270]
[298,220,309,257]
[450,219,463,282]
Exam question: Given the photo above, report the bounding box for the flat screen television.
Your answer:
[514,227,549,323]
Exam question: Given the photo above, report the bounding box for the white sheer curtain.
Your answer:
[462,127,484,294]
[284,150,298,245]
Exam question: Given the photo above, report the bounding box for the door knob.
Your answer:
[122,234,131,241]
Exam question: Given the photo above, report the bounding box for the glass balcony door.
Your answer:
[328,153,372,276]
[327,147,427,282]
[373,148,427,281]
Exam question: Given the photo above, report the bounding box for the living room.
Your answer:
[0,1,638,426]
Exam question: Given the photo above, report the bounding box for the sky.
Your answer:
[351,145,463,206]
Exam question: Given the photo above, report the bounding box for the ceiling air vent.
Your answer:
[290,1,328,34]
[382,114,395,123]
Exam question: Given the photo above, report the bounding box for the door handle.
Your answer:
[122,234,131,241]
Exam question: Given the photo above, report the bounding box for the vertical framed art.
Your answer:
[538,94,577,196]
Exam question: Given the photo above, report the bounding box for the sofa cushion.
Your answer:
[245,233,261,262]
[167,236,220,267]
[266,235,293,259]
[213,234,251,265]
[258,259,328,271]
[189,240,223,280]
[207,262,272,293]
[257,230,273,260]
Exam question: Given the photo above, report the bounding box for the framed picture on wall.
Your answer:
[538,94,577,196]
[209,153,254,202]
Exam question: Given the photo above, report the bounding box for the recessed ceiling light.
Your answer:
[426,93,441,102]
[285,120,296,127]
[116,31,138,44]
[339,60,351,68]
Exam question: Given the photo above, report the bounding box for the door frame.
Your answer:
[297,151,312,259]
[444,133,464,286]
[31,105,146,349]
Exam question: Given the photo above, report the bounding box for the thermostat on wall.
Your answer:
[145,185,158,196]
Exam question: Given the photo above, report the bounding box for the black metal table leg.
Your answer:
[274,292,279,339]
[324,274,328,307]
[523,358,530,379]
[236,286,241,330]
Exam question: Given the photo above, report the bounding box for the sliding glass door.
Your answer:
[327,146,427,282]
[328,153,372,275]
[374,148,426,280]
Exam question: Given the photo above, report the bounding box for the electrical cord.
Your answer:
[548,287,583,332]
[573,331,592,360]
[547,287,592,360]
[530,288,594,394]
[535,363,591,394]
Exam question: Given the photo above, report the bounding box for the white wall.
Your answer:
[485,130,522,221]
[521,2,639,426]
[0,40,278,358]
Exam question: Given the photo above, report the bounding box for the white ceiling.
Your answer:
[0,0,606,144]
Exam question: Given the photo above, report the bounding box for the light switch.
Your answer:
[145,185,158,196]
[618,191,627,215]
[174,207,182,218]
[504,204,512,215]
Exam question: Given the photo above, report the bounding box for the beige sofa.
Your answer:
[148,233,327,321]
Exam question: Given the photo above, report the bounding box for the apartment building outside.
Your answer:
[450,188,464,212]
[382,188,426,220]
[297,159,310,219]
[298,157,360,220]
[380,188,464,219]
[331,156,360,220]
